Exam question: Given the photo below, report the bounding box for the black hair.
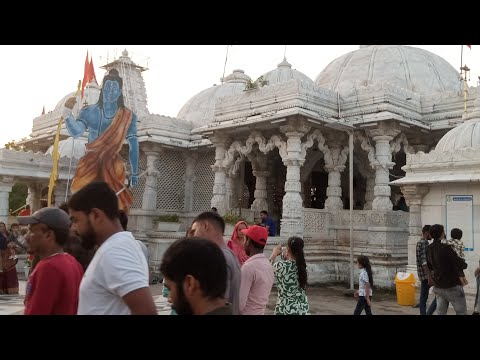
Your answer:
[429,224,445,240]
[160,237,227,299]
[59,202,69,214]
[26,205,30,209]
[451,228,463,240]
[119,210,128,231]
[68,181,120,220]
[260,210,268,215]
[246,236,266,250]
[422,225,431,234]
[192,211,225,234]
[357,255,373,288]
[288,236,308,290]
[97,69,125,109]
[44,226,70,247]
[211,207,217,212]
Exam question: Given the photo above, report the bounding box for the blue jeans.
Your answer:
[354,296,372,315]
[419,279,430,315]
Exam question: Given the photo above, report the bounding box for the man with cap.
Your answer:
[238,225,274,315]
[18,207,84,315]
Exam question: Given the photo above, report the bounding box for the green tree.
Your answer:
[9,183,28,215]
[4,140,25,151]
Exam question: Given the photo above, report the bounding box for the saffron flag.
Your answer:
[47,117,63,207]
[467,45,472,49]
[81,50,90,98]
[88,55,98,86]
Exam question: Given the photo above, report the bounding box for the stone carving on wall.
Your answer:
[303,209,329,235]
[354,132,376,166]
[390,133,414,155]
[406,148,480,166]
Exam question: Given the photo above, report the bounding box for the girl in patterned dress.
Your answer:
[353,255,373,315]
[269,236,309,315]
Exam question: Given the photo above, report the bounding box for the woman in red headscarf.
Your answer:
[227,221,249,266]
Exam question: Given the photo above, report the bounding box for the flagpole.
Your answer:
[461,45,464,75]
[65,80,82,202]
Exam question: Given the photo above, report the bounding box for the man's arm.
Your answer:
[239,265,254,314]
[122,287,157,315]
[63,97,88,138]
[126,113,139,187]
[103,243,156,315]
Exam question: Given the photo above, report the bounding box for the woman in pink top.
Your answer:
[227,221,249,266]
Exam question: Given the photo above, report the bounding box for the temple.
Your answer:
[1,46,477,299]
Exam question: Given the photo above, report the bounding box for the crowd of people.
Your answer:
[7,181,480,316]
[3,181,313,315]
[416,223,480,315]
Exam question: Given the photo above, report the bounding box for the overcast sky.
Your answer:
[0,45,476,147]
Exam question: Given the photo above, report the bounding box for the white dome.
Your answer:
[177,69,251,127]
[436,119,480,152]
[46,137,87,159]
[315,45,462,95]
[262,58,314,86]
[54,81,101,111]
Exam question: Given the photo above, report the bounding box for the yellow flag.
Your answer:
[47,117,63,207]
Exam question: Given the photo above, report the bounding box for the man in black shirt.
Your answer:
[426,224,467,315]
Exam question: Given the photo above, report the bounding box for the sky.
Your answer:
[0,45,477,147]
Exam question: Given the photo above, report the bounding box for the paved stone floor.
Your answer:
[2,280,464,315]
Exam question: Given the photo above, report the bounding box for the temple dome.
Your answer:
[177,69,251,127]
[315,45,462,95]
[436,118,480,152]
[262,58,314,86]
[54,81,101,111]
[46,137,87,159]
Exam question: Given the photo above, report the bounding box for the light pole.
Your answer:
[324,121,355,290]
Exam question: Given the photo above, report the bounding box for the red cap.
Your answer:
[241,225,268,245]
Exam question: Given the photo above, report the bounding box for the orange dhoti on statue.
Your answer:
[70,107,134,212]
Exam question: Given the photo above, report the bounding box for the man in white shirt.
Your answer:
[68,181,157,315]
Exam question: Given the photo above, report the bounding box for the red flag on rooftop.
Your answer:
[81,50,90,98]
[467,45,472,49]
[41,105,45,115]
[88,55,98,86]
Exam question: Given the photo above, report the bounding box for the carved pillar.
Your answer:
[266,157,275,214]
[280,124,310,238]
[225,175,237,211]
[142,150,160,211]
[250,152,269,213]
[251,170,269,212]
[27,182,43,212]
[0,177,14,223]
[401,184,429,278]
[324,165,345,209]
[53,181,68,207]
[370,128,399,210]
[183,152,197,213]
[210,135,230,215]
[363,173,375,210]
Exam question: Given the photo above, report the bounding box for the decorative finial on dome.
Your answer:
[220,69,251,84]
[122,49,129,57]
[277,58,292,68]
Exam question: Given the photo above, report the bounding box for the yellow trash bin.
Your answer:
[394,272,416,306]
